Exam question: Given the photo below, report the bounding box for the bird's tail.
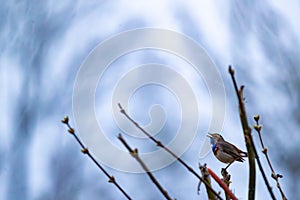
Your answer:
[240,151,248,157]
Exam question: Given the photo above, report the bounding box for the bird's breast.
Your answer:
[212,144,219,155]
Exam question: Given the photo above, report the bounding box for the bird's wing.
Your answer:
[217,142,245,161]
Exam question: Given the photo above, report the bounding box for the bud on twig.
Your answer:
[277,174,283,179]
[61,116,69,124]
[68,128,75,134]
[156,141,163,147]
[132,148,138,156]
[262,147,268,154]
[109,176,115,183]
[118,103,125,114]
[254,115,260,122]
[81,148,89,154]
[271,172,276,180]
[254,124,262,132]
[229,65,235,75]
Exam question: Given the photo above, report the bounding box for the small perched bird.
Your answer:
[207,133,247,170]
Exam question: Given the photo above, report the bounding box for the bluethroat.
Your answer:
[207,133,247,170]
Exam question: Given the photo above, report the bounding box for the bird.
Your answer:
[207,133,247,170]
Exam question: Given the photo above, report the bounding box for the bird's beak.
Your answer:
[207,133,213,138]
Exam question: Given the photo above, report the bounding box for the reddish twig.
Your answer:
[207,168,238,200]
[61,116,132,200]
[254,115,287,200]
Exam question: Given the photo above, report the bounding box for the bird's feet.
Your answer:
[221,168,231,186]
[221,168,227,174]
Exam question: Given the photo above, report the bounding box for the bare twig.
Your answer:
[221,169,232,200]
[208,168,238,200]
[118,103,223,200]
[229,66,256,199]
[229,66,276,200]
[61,116,132,200]
[254,115,287,200]
[118,133,173,200]
[198,165,237,200]
[198,163,216,200]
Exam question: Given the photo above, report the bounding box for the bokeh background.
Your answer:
[1,0,299,199]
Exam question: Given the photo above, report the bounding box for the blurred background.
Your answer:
[1,0,299,199]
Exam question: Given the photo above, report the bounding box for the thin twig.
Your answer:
[229,66,256,199]
[254,115,287,200]
[118,133,173,200]
[61,116,132,200]
[221,169,232,200]
[208,168,238,200]
[118,103,223,200]
[199,163,216,200]
[229,66,276,200]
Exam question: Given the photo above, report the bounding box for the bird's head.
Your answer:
[207,133,224,144]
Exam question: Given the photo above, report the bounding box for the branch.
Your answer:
[221,169,232,200]
[118,134,173,200]
[118,103,223,200]
[229,66,276,200]
[61,116,132,200]
[229,66,256,199]
[198,163,217,200]
[208,168,237,200]
[254,115,287,200]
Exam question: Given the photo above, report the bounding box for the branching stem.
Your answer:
[118,134,173,200]
[208,168,237,200]
[61,116,132,200]
[229,66,276,200]
[254,116,287,200]
[118,103,223,200]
